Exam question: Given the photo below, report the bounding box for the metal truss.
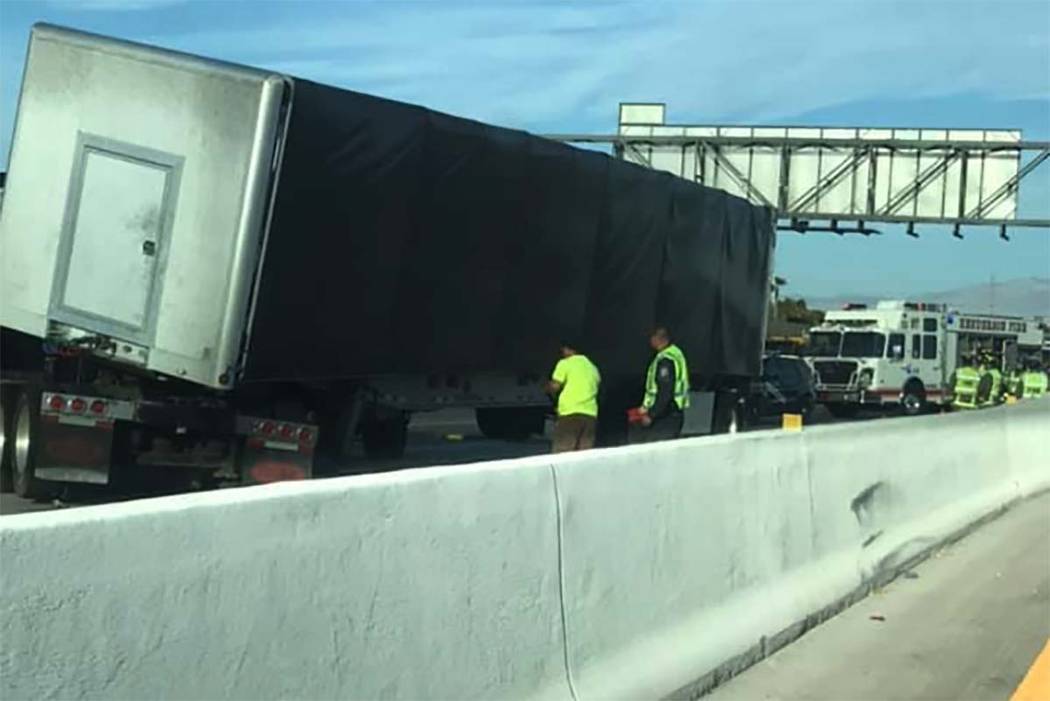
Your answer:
[547,133,1050,236]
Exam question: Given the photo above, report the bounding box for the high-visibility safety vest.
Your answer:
[952,366,981,410]
[643,344,691,411]
[1005,371,1025,398]
[981,368,1003,407]
[1022,371,1048,398]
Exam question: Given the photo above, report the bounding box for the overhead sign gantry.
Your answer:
[547,103,1050,238]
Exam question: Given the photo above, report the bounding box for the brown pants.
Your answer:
[552,414,597,453]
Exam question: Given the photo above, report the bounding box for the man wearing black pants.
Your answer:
[630,326,690,444]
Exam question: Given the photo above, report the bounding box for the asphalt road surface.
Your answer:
[0,407,546,516]
[0,404,865,516]
[707,490,1050,701]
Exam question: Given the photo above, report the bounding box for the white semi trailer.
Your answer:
[0,25,775,497]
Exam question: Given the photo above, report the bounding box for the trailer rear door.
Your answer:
[0,25,289,388]
[51,138,181,344]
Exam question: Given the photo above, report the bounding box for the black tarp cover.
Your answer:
[243,80,774,384]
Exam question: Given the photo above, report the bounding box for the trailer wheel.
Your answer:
[727,405,741,434]
[0,389,13,493]
[361,411,408,460]
[12,390,47,500]
[711,390,748,434]
[476,408,545,441]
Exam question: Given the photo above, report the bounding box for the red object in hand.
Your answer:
[627,407,646,424]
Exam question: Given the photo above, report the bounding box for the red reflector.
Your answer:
[49,395,66,411]
[90,400,107,415]
[298,427,313,443]
[259,421,276,436]
[279,424,296,439]
[70,398,87,413]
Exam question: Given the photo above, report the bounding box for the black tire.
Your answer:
[798,396,816,421]
[711,391,746,434]
[727,403,743,434]
[901,382,926,417]
[361,412,408,460]
[312,396,363,475]
[793,396,818,423]
[826,402,859,419]
[0,389,13,493]
[12,389,47,499]
[475,408,503,439]
[476,408,545,441]
[743,397,762,427]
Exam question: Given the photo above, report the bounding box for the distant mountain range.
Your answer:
[806,277,1050,319]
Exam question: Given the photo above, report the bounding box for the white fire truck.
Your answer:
[806,301,1043,417]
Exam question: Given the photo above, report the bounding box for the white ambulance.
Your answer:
[806,301,1043,417]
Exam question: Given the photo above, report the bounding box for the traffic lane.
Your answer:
[706,491,1050,701]
[0,405,863,516]
[0,492,59,516]
[334,408,549,475]
[391,403,865,468]
[0,476,204,516]
[0,409,548,516]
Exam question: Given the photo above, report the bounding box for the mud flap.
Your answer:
[682,391,716,435]
[236,415,316,485]
[35,414,113,485]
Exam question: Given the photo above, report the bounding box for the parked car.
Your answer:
[746,354,817,423]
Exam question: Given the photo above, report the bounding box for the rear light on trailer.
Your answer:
[279,424,296,439]
[49,395,66,411]
[90,400,107,415]
[298,427,313,443]
[258,421,276,436]
[70,398,87,413]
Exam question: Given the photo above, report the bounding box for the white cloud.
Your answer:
[47,0,183,10]
[140,0,1049,132]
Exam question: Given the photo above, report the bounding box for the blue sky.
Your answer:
[1,0,1048,298]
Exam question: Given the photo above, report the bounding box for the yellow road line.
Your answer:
[1012,639,1050,701]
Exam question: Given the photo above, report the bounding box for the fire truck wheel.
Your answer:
[901,383,926,416]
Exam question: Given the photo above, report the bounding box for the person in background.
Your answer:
[1021,357,1049,398]
[951,351,981,410]
[1005,361,1025,400]
[547,340,601,453]
[632,326,690,443]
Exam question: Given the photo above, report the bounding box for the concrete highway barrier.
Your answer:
[1,457,572,700]
[2,399,1047,699]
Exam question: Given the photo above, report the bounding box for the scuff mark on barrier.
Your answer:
[850,481,887,526]
[861,530,883,548]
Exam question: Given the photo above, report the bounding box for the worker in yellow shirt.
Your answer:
[547,340,601,453]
